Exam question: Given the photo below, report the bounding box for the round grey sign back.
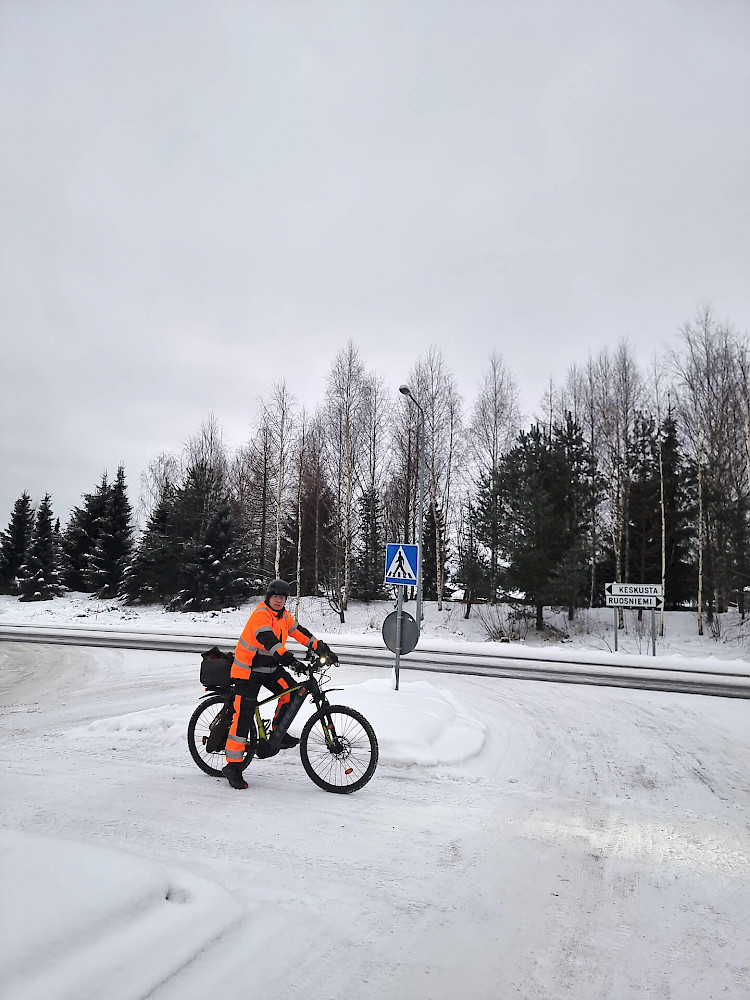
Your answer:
[382,610,420,655]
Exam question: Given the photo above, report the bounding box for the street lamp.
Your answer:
[399,383,425,626]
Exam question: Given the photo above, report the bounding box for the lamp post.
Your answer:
[399,384,425,626]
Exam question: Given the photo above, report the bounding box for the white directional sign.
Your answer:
[605,582,663,609]
[385,543,419,586]
[607,583,663,597]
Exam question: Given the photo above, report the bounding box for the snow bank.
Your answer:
[333,678,486,766]
[0,829,242,1000]
[86,704,190,745]
[3,592,749,665]
[79,679,488,767]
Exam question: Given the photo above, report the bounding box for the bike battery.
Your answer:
[265,686,307,750]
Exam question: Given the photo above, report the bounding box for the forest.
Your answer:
[1,308,748,637]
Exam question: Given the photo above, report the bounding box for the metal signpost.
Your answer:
[399,384,426,625]
[384,543,420,690]
[605,583,664,655]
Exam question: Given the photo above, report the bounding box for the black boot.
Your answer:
[278,733,300,749]
[222,763,248,789]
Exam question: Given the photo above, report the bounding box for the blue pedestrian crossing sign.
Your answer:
[385,543,419,586]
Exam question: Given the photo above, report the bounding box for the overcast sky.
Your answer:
[1,0,749,527]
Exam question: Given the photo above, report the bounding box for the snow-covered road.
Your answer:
[1,641,748,999]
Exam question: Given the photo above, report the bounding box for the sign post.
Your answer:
[393,587,403,690]
[614,607,618,653]
[384,543,420,690]
[605,583,664,656]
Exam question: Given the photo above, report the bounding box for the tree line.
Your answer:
[1,308,748,633]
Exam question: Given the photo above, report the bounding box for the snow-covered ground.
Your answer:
[1,595,749,998]
[2,590,750,662]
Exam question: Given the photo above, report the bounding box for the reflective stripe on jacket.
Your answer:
[231,600,316,679]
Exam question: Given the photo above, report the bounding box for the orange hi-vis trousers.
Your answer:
[225,667,296,765]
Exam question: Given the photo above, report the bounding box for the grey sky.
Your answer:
[1,0,748,527]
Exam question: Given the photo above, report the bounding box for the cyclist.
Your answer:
[223,578,334,789]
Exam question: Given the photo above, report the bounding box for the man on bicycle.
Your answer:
[223,578,334,789]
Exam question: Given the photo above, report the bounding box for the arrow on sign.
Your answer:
[605,594,664,610]
[605,582,663,598]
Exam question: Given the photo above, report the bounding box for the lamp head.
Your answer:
[399,384,412,397]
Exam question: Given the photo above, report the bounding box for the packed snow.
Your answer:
[1,594,749,999]
[3,590,750,665]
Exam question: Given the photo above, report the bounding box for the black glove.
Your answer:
[315,641,337,663]
[278,650,299,668]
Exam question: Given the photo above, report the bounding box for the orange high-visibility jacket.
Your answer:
[231,600,317,680]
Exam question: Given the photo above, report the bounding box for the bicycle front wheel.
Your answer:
[187,695,256,777]
[300,705,378,794]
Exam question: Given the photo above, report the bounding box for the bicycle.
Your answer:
[187,647,379,793]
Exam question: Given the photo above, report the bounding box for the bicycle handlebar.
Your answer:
[304,647,339,669]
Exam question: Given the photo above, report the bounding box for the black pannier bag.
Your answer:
[205,701,234,753]
[200,647,233,689]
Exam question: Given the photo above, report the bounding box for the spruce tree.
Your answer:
[660,412,695,607]
[491,418,597,629]
[166,460,222,608]
[498,426,559,629]
[122,487,180,604]
[474,469,502,602]
[85,466,134,598]
[62,474,111,592]
[628,414,662,587]
[422,506,451,601]
[353,488,387,601]
[456,502,488,618]
[177,498,252,610]
[0,492,35,594]
[281,474,337,597]
[17,494,64,601]
[548,413,601,619]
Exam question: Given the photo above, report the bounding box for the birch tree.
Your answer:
[354,373,391,600]
[411,346,463,610]
[650,359,668,635]
[671,309,744,628]
[291,413,305,615]
[594,343,643,626]
[546,357,607,608]
[325,342,366,612]
[264,382,297,578]
[735,335,750,616]
[468,352,519,601]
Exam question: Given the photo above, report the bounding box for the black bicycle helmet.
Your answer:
[266,578,291,598]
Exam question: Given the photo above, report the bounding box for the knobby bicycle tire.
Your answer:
[300,705,378,794]
[187,694,256,777]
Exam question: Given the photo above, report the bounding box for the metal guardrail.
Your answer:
[1,623,749,699]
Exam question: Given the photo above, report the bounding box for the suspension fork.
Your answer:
[315,695,345,754]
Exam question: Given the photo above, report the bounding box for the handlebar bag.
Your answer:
[200,647,233,688]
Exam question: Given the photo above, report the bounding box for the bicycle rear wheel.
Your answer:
[187,694,256,777]
[300,705,378,794]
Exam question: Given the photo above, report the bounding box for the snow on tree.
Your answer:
[62,474,111,592]
[85,466,134,598]
[17,494,64,602]
[0,491,35,594]
[122,486,180,605]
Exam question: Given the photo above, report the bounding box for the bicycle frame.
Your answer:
[254,669,345,751]
[196,650,346,752]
